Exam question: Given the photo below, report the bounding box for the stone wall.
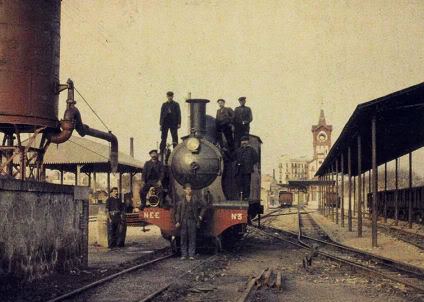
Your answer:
[0,179,89,281]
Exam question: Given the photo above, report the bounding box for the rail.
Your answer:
[250,207,424,294]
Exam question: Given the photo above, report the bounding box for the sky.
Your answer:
[59,0,424,175]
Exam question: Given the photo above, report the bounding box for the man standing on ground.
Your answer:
[234,136,259,200]
[106,187,125,248]
[234,96,253,148]
[140,150,164,210]
[215,98,235,151]
[175,183,206,260]
[160,91,181,155]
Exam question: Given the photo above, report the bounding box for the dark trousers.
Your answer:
[180,219,197,257]
[237,173,252,200]
[234,124,250,148]
[107,213,126,247]
[217,124,234,150]
[160,125,178,153]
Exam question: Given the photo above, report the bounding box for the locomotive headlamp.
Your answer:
[186,137,200,152]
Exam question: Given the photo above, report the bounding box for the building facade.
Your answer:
[276,109,332,207]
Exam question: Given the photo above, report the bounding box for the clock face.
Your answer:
[317,131,327,142]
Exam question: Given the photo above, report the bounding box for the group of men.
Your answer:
[159,91,254,152]
[106,91,258,259]
[216,96,253,150]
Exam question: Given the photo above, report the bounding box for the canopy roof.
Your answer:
[43,136,143,173]
[316,82,424,176]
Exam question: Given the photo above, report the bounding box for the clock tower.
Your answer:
[312,109,332,162]
[307,109,333,208]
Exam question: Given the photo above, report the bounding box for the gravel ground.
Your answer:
[2,212,423,302]
[154,228,422,302]
[0,226,170,302]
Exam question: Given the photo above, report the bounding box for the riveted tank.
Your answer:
[0,0,61,132]
[169,99,223,189]
[170,136,222,189]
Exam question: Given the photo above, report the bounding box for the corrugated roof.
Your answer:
[42,136,144,173]
[316,82,424,176]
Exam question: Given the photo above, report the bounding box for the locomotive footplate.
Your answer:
[127,202,250,239]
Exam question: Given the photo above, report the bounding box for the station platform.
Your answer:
[88,223,169,269]
[307,209,424,270]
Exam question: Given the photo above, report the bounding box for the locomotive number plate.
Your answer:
[143,211,160,219]
[231,213,243,220]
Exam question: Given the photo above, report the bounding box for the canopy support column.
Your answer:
[371,116,378,247]
[357,134,363,238]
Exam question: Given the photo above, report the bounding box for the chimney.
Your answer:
[273,169,276,180]
[186,99,209,137]
[130,137,134,158]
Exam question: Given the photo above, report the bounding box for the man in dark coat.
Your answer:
[234,96,253,148]
[106,187,126,248]
[140,150,164,210]
[160,91,181,154]
[234,136,259,200]
[215,99,235,151]
[175,183,206,260]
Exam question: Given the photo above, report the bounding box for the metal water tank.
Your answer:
[0,0,61,131]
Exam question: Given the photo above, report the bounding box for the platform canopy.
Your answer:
[43,136,143,174]
[316,82,424,177]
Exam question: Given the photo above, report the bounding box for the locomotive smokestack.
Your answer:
[186,99,209,137]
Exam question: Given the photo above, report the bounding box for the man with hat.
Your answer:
[139,149,164,210]
[175,183,207,260]
[106,187,126,248]
[160,91,181,155]
[234,96,253,148]
[215,98,235,150]
[234,136,258,200]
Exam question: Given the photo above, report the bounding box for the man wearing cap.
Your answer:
[175,183,206,260]
[215,99,235,150]
[106,187,125,248]
[234,136,258,200]
[139,150,164,210]
[160,91,181,155]
[234,96,253,148]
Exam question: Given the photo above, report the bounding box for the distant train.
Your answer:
[367,187,424,223]
[128,99,263,251]
[278,191,293,208]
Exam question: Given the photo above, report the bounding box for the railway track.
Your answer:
[46,250,217,302]
[46,251,176,302]
[251,206,424,295]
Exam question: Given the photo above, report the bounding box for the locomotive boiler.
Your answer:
[137,99,262,250]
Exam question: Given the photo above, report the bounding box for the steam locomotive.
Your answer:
[133,99,263,250]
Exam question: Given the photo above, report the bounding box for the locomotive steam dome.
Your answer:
[170,136,222,189]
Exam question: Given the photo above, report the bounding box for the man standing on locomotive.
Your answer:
[234,96,253,148]
[175,183,206,260]
[139,150,164,210]
[159,91,181,155]
[106,187,126,248]
[215,98,235,151]
[234,136,259,200]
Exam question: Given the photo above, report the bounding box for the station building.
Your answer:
[276,110,333,207]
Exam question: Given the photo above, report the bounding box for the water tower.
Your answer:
[0,1,118,181]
